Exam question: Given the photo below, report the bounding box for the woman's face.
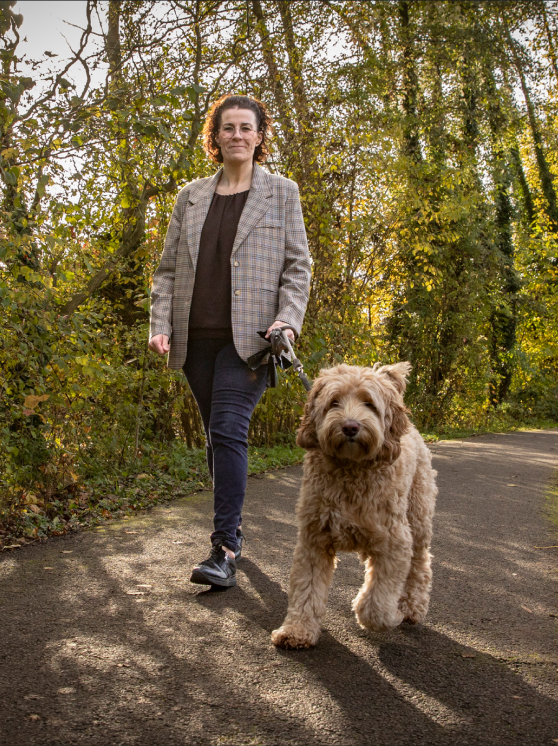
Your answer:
[215,107,263,166]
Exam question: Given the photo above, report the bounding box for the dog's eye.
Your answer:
[330,400,340,409]
[365,402,378,412]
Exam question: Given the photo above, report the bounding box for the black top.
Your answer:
[188,190,249,339]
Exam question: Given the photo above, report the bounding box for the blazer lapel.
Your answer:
[231,164,273,256]
[186,168,222,267]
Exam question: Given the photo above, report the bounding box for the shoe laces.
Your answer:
[209,540,225,559]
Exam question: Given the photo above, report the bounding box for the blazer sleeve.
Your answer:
[276,182,312,336]
[149,188,188,340]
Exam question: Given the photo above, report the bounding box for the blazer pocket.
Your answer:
[253,219,282,229]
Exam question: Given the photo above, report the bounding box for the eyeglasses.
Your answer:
[218,125,257,138]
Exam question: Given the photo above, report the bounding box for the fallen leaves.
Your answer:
[1,467,212,548]
[24,394,50,409]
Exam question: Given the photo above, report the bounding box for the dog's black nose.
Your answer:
[342,420,360,437]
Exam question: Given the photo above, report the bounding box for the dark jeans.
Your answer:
[183,338,267,552]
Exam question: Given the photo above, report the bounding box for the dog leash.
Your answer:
[246,325,313,391]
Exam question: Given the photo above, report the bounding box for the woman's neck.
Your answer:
[216,160,255,195]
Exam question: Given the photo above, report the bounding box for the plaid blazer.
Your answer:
[150,164,311,370]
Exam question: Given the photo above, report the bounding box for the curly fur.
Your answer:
[272,362,438,649]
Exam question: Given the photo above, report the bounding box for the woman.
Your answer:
[149,94,311,588]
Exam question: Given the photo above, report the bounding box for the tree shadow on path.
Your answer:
[198,556,558,745]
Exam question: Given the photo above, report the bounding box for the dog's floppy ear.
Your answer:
[374,362,412,395]
[296,378,325,450]
[377,397,410,465]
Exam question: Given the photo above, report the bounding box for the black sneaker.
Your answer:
[190,541,237,587]
[235,529,244,561]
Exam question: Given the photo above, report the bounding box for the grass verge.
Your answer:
[0,442,305,550]
[420,418,558,443]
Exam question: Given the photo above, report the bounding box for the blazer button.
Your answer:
[234,289,241,296]
[234,261,240,267]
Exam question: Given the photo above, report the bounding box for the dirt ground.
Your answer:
[1,430,557,746]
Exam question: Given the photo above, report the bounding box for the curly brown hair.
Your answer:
[202,94,273,164]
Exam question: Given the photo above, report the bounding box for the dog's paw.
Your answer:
[398,595,429,624]
[353,598,404,631]
[271,623,319,649]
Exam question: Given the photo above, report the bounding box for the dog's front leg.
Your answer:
[352,531,412,631]
[271,533,336,649]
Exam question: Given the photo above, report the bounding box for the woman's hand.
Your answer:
[266,320,295,342]
[149,334,170,355]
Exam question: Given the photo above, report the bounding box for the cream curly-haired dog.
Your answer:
[272,362,437,649]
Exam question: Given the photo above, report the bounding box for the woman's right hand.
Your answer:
[148,334,170,355]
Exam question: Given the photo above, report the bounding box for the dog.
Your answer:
[271,362,437,649]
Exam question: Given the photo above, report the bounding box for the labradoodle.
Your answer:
[272,362,437,649]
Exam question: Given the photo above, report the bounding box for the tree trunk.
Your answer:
[540,0,558,84]
[251,0,296,163]
[484,67,520,404]
[510,144,536,226]
[398,1,421,161]
[505,19,558,230]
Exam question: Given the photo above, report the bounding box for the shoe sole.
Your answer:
[190,568,237,587]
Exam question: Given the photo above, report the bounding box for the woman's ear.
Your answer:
[295,379,324,450]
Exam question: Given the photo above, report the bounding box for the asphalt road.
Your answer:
[1,430,557,745]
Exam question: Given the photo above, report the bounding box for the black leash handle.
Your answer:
[269,326,313,392]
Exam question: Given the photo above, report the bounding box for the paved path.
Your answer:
[1,430,557,745]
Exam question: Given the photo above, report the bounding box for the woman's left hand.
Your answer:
[266,320,295,341]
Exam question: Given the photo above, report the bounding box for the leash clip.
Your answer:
[271,326,313,392]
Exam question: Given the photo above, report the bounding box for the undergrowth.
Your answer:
[1,412,556,551]
[0,441,304,549]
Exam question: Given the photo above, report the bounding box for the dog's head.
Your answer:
[297,362,411,464]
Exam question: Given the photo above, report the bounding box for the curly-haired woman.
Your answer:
[149,94,311,588]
